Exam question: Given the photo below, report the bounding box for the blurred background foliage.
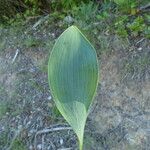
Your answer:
[0,0,150,38]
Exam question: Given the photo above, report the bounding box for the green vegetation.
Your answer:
[0,40,6,52]
[24,36,41,48]
[0,86,20,119]
[0,129,9,147]
[0,101,8,119]
[11,138,26,150]
[0,0,149,39]
[0,99,23,119]
[48,26,98,150]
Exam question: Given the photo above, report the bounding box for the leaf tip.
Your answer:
[68,25,79,31]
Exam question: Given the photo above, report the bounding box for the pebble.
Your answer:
[29,145,33,150]
[37,144,42,150]
[64,15,74,24]
[60,138,63,145]
[138,47,142,51]
[48,95,52,100]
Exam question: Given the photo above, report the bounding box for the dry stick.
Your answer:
[57,148,72,150]
[32,15,49,29]
[42,134,45,150]
[136,38,145,45]
[139,3,150,11]
[34,126,72,150]
[12,49,19,63]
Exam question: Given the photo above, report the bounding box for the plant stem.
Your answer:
[78,125,85,150]
[79,141,83,150]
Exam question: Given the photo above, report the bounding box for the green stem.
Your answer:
[78,133,84,150]
[79,140,83,150]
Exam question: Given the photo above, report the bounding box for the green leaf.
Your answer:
[48,26,98,150]
[114,0,126,5]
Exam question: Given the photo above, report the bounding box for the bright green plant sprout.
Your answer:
[48,26,98,150]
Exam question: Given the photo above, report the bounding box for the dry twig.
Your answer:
[34,126,72,150]
[12,49,19,63]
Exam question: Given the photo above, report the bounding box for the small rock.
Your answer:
[125,134,136,145]
[29,68,36,73]
[51,33,55,38]
[48,96,52,100]
[29,129,36,135]
[2,126,5,130]
[29,145,33,150]
[37,144,42,150]
[60,138,63,145]
[137,47,142,51]
[47,146,51,150]
[64,15,74,24]
[6,112,9,115]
